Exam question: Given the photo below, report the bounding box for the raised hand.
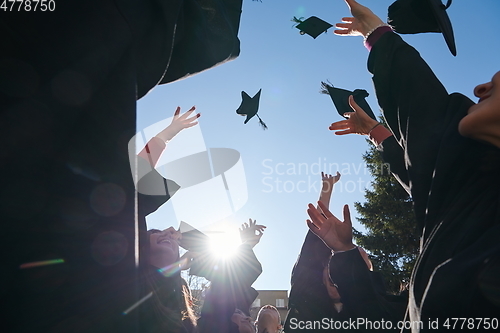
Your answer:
[155,106,200,142]
[334,0,385,38]
[329,95,380,136]
[306,201,355,252]
[239,219,266,248]
[319,172,341,209]
[322,171,341,191]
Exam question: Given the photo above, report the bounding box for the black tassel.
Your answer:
[256,115,268,130]
[291,16,304,26]
[320,81,333,95]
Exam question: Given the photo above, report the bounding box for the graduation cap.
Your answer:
[178,221,211,252]
[293,16,333,39]
[236,88,268,129]
[321,82,376,120]
[388,0,456,56]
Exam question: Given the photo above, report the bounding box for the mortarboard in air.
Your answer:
[321,82,376,120]
[236,88,268,129]
[388,0,456,56]
[178,221,211,252]
[293,16,333,39]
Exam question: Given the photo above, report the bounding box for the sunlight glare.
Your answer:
[209,231,241,259]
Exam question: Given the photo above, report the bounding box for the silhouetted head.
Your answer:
[256,305,281,333]
[459,71,500,148]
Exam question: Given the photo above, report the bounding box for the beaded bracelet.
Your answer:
[364,23,390,41]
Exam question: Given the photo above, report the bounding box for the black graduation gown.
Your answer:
[285,230,339,333]
[328,249,408,332]
[369,32,500,330]
[0,1,242,331]
[286,231,404,332]
[197,244,262,333]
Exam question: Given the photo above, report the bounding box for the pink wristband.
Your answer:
[364,25,393,51]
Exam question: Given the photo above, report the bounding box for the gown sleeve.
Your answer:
[368,32,454,226]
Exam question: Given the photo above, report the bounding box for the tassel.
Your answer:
[320,81,333,95]
[256,115,268,130]
[291,16,304,26]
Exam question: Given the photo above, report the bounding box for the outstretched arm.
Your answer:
[328,95,410,192]
[318,171,341,209]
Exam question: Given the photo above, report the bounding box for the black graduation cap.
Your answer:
[388,0,456,56]
[178,221,211,252]
[294,16,333,39]
[321,82,376,120]
[236,88,268,129]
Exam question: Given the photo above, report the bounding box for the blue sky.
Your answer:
[137,0,500,291]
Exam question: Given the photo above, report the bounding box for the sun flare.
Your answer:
[209,231,241,259]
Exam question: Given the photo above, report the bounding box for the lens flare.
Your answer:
[19,259,65,269]
[209,231,241,259]
[122,292,153,315]
[158,262,182,277]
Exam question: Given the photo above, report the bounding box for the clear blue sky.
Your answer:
[137,0,500,291]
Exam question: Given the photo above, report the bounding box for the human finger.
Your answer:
[184,113,200,123]
[329,119,350,129]
[173,106,181,118]
[333,29,352,36]
[343,204,352,227]
[344,0,363,11]
[341,17,355,23]
[318,201,335,218]
[306,219,320,232]
[335,22,351,30]
[307,203,326,225]
[334,129,355,136]
[348,95,364,113]
[183,121,199,129]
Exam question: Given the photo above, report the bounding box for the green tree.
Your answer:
[353,140,419,294]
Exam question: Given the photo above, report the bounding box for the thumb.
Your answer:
[348,95,362,113]
[344,0,359,10]
[348,95,371,119]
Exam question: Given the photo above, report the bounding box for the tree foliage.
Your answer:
[353,140,419,294]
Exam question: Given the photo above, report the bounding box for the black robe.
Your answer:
[286,231,406,332]
[369,32,500,330]
[1,1,242,331]
[285,230,340,333]
[328,249,408,332]
[196,244,262,333]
